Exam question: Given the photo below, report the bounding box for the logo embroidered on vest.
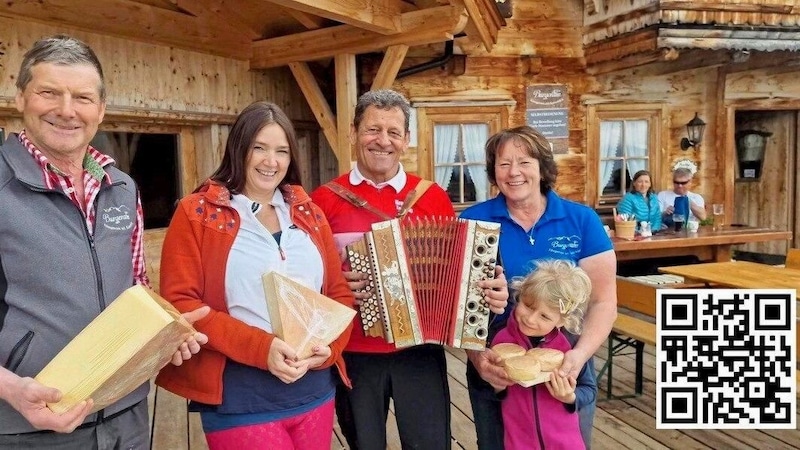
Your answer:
[102,205,134,230]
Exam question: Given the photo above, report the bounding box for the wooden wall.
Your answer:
[0,17,315,184]
[0,18,312,120]
[0,18,318,287]
[384,1,799,255]
[390,0,593,203]
[589,59,800,254]
[587,65,720,202]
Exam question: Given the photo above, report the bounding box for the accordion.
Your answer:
[346,217,500,350]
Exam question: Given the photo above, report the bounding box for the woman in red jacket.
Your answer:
[156,102,354,450]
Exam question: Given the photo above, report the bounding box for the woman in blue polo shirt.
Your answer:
[460,125,617,449]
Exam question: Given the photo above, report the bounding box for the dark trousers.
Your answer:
[0,401,149,450]
[467,357,596,449]
[335,345,451,450]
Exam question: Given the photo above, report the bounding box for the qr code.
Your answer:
[656,289,796,429]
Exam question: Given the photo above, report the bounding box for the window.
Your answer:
[434,123,490,203]
[416,104,509,208]
[598,119,649,198]
[587,105,663,209]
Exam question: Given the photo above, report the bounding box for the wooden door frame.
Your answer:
[724,100,800,249]
[415,104,510,206]
[585,103,668,210]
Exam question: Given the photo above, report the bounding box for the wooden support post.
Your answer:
[335,54,357,175]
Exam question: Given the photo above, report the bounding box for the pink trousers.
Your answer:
[204,400,335,450]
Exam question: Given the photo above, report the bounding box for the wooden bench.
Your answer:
[596,313,656,399]
[595,276,681,399]
[602,276,800,400]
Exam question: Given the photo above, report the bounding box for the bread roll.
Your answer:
[526,348,564,372]
[492,343,525,360]
[503,354,541,382]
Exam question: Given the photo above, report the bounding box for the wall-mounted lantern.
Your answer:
[680,113,706,151]
[736,130,771,180]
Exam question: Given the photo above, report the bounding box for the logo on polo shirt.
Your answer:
[102,205,134,231]
[547,235,581,256]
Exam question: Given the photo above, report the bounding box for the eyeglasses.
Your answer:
[673,180,690,186]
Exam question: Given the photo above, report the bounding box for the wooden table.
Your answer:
[613,226,791,262]
[660,260,800,366]
[658,260,800,289]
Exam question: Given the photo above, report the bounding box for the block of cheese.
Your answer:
[262,271,355,360]
[35,285,195,414]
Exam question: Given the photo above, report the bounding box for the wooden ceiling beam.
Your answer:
[251,5,467,69]
[173,0,260,39]
[452,0,496,52]
[371,44,409,90]
[724,51,800,74]
[266,0,402,34]
[0,0,252,59]
[587,48,679,75]
[284,8,327,29]
[288,62,339,153]
[584,28,659,65]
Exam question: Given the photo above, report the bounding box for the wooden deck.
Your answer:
[149,344,800,450]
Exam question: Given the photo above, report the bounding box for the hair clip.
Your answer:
[558,298,575,315]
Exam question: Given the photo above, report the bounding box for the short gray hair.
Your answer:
[16,35,106,100]
[353,89,411,132]
[672,167,693,179]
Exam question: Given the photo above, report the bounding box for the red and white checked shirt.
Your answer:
[19,131,150,287]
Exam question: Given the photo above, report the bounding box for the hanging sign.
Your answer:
[525,85,569,154]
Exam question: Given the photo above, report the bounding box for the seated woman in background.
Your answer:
[616,170,662,231]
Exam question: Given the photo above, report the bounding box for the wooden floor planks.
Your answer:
[150,344,800,450]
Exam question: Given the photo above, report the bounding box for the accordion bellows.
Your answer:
[35,285,195,414]
[346,217,500,350]
[262,271,356,359]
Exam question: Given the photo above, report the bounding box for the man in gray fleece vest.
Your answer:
[0,35,208,449]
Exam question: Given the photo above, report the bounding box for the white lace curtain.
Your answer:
[434,124,459,188]
[462,124,489,201]
[599,121,622,192]
[434,123,490,201]
[624,120,648,175]
[599,119,648,193]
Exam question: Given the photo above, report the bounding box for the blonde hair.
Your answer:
[510,260,591,334]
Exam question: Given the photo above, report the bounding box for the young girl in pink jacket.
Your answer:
[492,259,597,450]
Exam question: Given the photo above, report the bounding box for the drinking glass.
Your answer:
[712,203,725,230]
[672,214,685,232]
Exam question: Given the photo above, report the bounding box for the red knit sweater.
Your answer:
[311,173,455,353]
[156,181,354,404]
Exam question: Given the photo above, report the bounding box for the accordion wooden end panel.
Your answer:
[346,217,500,350]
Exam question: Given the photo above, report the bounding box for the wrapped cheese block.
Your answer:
[35,285,195,414]
[262,271,355,360]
